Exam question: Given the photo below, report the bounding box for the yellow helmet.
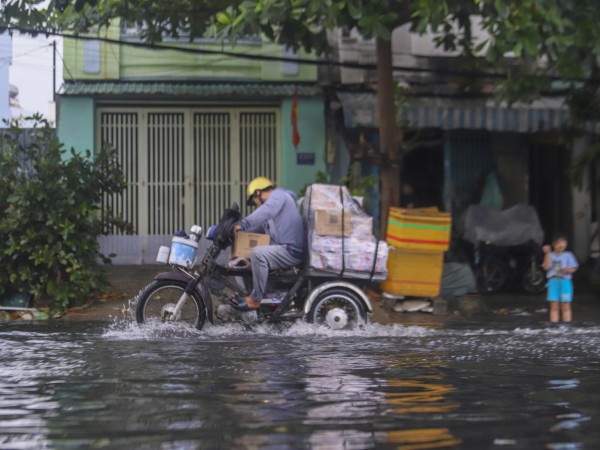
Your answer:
[246,176,274,205]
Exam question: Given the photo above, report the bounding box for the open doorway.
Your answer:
[528,135,572,243]
[400,129,444,210]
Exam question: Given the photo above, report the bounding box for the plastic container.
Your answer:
[380,247,444,297]
[156,246,170,264]
[168,237,198,268]
[386,207,451,252]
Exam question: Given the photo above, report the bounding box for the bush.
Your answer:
[0,118,126,313]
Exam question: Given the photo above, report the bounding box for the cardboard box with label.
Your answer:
[313,209,352,236]
[233,231,270,258]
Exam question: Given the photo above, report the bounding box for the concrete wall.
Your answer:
[62,22,317,83]
[280,97,326,195]
[57,97,95,155]
[57,95,325,197]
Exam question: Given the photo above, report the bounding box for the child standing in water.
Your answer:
[542,233,579,323]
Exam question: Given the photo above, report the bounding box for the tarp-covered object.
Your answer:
[440,263,477,297]
[303,184,388,280]
[463,204,544,246]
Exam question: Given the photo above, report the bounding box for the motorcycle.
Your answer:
[462,239,546,294]
[132,203,374,330]
[460,204,547,295]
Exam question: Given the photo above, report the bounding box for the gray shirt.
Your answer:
[239,188,305,251]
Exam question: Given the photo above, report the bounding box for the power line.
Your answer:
[1,25,516,81]
[2,24,587,84]
[53,43,75,81]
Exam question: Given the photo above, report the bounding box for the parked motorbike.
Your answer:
[460,204,547,295]
[462,239,546,294]
[133,203,374,330]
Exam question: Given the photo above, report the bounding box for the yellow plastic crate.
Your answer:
[381,248,444,297]
[386,207,451,252]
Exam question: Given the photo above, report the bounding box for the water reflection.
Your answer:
[298,346,461,449]
[0,320,599,449]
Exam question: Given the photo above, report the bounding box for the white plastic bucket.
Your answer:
[156,246,170,264]
[168,237,199,268]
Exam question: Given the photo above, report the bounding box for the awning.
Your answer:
[337,93,569,133]
[61,81,322,98]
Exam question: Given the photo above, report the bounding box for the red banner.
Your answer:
[291,93,300,149]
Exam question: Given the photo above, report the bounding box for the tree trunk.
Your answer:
[376,37,401,238]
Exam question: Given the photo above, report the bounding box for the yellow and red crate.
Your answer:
[386,207,451,252]
[383,207,452,298]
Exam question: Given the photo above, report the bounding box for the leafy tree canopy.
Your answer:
[4,0,600,201]
[4,0,600,110]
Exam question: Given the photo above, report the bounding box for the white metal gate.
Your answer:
[97,107,280,264]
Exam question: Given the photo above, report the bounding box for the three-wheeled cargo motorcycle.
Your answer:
[133,203,385,331]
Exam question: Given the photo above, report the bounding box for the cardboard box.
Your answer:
[313,209,352,236]
[309,184,349,209]
[233,232,270,258]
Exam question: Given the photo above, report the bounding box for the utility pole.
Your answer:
[52,40,56,101]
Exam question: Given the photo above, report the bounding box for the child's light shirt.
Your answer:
[546,251,578,280]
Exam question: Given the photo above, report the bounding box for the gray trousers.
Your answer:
[249,245,302,300]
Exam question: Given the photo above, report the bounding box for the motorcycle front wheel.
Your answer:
[135,280,207,330]
[307,288,367,330]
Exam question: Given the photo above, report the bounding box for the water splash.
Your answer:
[102,319,436,340]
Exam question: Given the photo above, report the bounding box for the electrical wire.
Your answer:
[2,24,562,82]
[53,44,75,81]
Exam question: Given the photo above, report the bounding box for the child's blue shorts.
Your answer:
[546,278,573,303]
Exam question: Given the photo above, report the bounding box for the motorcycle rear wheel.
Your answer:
[307,288,367,330]
[475,260,507,294]
[523,267,546,295]
[135,280,206,330]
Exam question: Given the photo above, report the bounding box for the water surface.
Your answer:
[1,314,599,449]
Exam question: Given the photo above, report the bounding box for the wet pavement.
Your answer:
[62,264,600,326]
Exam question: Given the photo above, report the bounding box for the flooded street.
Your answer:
[1,314,599,449]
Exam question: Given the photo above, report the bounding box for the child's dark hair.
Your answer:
[552,232,568,243]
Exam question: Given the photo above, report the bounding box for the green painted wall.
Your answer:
[63,24,121,80]
[280,97,326,196]
[57,97,95,156]
[62,21,317,82]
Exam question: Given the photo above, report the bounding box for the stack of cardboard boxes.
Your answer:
[382,207,452,297]
[304,184,388,280]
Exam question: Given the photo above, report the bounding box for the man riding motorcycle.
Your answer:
[228,177,305,311]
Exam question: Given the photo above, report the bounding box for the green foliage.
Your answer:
[298,170,327,198]
[340,163,376,200]
[0,117,126,313]
[211,0,407,55]
[8,0,600,205]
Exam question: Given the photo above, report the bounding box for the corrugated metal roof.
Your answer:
[61,82,322,97]
[338,92,570,133]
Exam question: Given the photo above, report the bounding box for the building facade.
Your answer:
[58,23,326,263]
[57,21,597,264]
[324,25,593,262]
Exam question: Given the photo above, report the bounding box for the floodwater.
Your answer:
[1,314,599,449]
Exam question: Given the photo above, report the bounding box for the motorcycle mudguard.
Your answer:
[303,281,373,315]
[154,272,214,324]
